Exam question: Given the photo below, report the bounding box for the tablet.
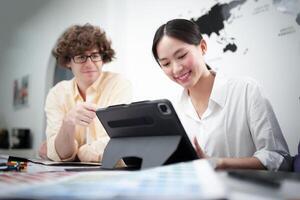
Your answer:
[96,99,198,169]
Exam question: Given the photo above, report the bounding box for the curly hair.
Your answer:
[52,23,115,67]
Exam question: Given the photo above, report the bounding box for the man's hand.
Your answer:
[64,102,98,127]
[38,141,48,160]
[77,144,102,162]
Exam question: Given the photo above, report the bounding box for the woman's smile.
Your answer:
[175,70,192,83]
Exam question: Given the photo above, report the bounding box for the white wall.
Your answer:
[0,0,299,156]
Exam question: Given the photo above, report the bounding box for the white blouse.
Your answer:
[177,72,290,171]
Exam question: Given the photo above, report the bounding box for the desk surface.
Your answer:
[0,159,226,199]
[0,159,299,200]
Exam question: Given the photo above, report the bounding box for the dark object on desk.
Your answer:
[0,129,9,149]
[293,140,300,172]
[30,159,102,166]
[8,156,28,162]
[11,128,31,149]
[0,162,6,166]
[7,155,101,167]
[96,99,198,170]
[0,156,28,172]
[5,161,28,172]
[228,169,300,188]
[65,165,139,172]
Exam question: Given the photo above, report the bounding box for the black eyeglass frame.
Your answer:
[72,52,103,64]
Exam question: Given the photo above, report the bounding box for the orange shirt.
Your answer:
[45,72,132,161]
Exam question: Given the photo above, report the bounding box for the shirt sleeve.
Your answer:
[45,88,77,161]
[107,75,133,105]
[247,81,290,171]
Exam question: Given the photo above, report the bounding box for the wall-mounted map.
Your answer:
[191,0,299,55]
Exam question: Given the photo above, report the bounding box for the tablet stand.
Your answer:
[101,135,182,169]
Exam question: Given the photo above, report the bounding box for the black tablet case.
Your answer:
[96,99,198,169]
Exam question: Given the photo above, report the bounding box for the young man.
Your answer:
[43,24,132,162]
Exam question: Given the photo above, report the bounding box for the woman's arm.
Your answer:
[215,157,266,170]
[193,137,266,170]
[247,82,290,171]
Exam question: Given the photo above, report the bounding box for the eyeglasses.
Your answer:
[72,53,102,64]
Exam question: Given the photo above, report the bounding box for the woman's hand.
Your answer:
[193,137,207,158]
[193,137,221,169]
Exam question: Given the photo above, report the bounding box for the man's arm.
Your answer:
[54,116,77,160]
[54,102,97,160]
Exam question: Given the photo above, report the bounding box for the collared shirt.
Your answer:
[45,71,132,161]
[177,72,290,171]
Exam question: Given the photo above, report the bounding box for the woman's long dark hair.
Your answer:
[152,18,210,70]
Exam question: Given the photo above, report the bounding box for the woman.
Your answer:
[152,19,291,171]
[42,23,132,162]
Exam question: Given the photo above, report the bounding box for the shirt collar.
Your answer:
[209,71,228,108]
[179,71,228,113]
[72,78,81,100]
[179,89,197,118]
[89,73,103,92]
[72,73,104,100]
